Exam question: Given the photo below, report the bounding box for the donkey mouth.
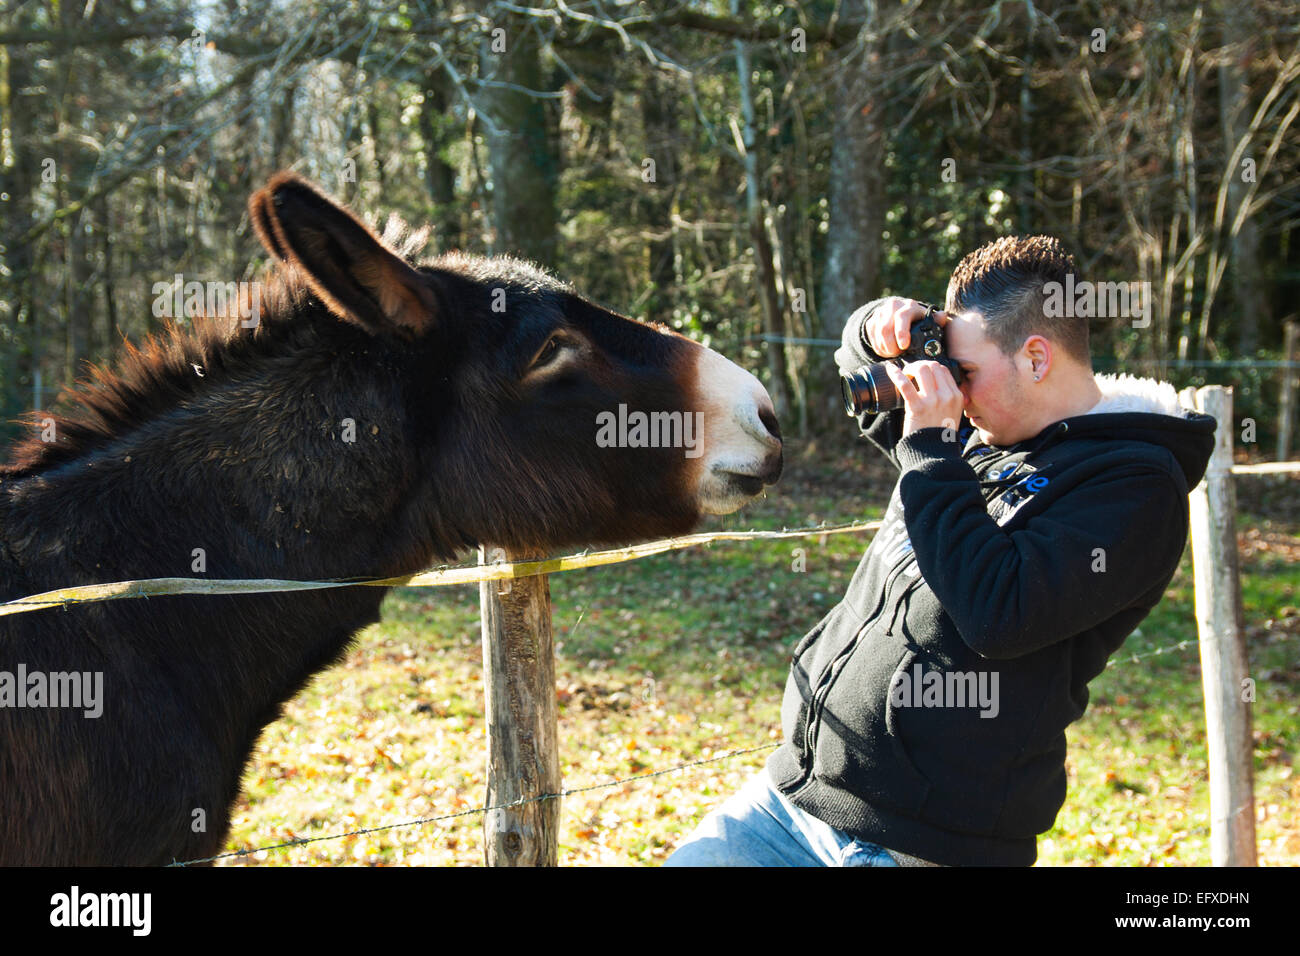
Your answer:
[720,452,783,494]
[700,452,783,513]
[725,472,765,498]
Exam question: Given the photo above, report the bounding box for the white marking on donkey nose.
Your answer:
[692,346,784,515]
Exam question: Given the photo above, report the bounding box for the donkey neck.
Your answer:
[10,324,449,586]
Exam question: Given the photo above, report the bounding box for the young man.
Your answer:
[666,236,1217,866]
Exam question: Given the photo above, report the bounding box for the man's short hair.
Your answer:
[944,235,1090,366]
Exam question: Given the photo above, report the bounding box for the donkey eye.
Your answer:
[530,334,565,370]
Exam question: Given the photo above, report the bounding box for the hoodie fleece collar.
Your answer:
[1084,372,1188,417]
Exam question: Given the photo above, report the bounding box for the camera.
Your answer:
[839,303,964,416]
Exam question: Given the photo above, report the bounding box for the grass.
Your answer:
[218,445,1300,866]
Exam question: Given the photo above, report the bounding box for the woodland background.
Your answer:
[1,0,1298,445]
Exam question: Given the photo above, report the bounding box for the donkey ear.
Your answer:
[248,188,290,262]
[247,173,437,337]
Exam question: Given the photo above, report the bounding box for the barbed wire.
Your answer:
[1106,621,1299,669]
[1106,639,1198,668]
[168,741,780,866]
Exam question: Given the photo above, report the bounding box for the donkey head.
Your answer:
[248,174,782,553]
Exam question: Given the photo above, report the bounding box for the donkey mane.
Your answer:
[2,219,570,478]
[3,270,309,476]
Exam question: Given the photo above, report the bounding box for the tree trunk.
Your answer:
[480,17,558,267]
[93,195,119,368]
[734,6,792,424]
[271,81,297,173]
[421,68,461,251]
[1218,5,1266,356]
[1017,40,1035,231]
[818,4,885,429]
[0,36,38,435]
[641,68,680,327]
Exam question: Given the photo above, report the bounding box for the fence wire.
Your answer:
[0,520,882,618]
[168,742,781,867]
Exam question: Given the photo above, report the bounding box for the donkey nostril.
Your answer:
[758,405,782,443]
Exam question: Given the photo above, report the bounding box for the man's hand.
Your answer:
[862,297,944,358]
[886,360,965,439]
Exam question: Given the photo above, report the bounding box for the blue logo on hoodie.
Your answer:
[994,467,1052,520]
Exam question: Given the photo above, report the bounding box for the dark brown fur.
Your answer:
[0,175,722,865]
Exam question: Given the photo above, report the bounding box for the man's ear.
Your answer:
[248,172,437,337]
[1023,334,1052,378]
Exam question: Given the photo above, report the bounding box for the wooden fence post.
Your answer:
[1277,319,1298,461]
[1181,385,1257,866]
[479,546,560,866]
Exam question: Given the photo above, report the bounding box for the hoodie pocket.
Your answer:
[814,633,931,815]
[889,662,1009,833]
[883,649,937,797]
[993,654,1073,836]
[891,636,1065,835]
[781,614,830,763]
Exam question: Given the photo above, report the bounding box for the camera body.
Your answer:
[839,303,965,416]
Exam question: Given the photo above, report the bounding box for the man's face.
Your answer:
[944,310,1033,447]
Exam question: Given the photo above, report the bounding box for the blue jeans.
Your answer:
[664,770,902,867]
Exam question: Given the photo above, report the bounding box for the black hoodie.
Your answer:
[766,301,1217,865]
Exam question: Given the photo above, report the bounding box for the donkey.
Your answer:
[0,173,782,865]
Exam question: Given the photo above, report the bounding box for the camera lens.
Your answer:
[840,363,901,416]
